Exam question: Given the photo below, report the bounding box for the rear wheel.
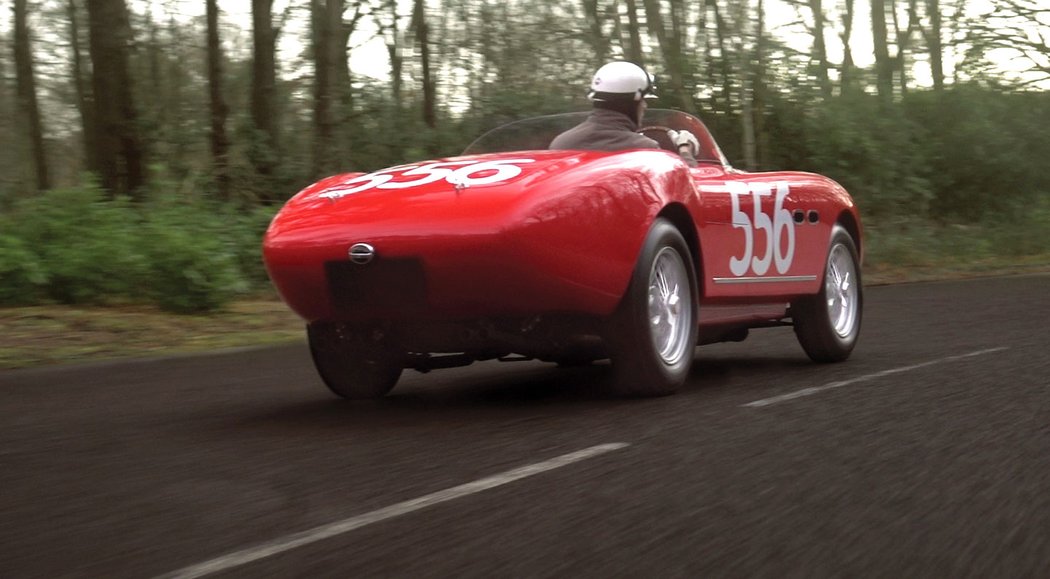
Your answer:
[792,225,862,362]
[606,219,698,396]
[307,323,403,399]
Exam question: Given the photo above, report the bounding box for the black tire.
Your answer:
[792,225,863,362]
[605,219,699,396]
[307,323,403,399]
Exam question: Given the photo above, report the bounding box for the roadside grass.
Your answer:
[862,217,1050,283]
[1,220,1047,371]
[0,296,303,370]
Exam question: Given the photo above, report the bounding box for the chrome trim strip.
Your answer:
[713,275,818,284]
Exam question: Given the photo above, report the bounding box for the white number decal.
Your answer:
[727,181,796,276]
[772,182,795,274]
[750,183,773,275]
[320,159,536,199]
[378,161,475,189]
[728,181,753,277]
[320,165,415,198]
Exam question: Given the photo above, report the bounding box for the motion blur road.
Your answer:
[2,274,1048,578]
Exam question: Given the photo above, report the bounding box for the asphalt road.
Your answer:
[1,274,1048,578]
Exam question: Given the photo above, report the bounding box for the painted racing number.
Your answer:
[727,181,796,276]
[320,159,536,199]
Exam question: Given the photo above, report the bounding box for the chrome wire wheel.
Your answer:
[792,225,862,363]
[826,243,859,338]
[607,218,698,396]
[647,247,692,366]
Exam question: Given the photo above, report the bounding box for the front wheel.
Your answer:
[791,225,862,362]
[605,219,699,396]
[307,323,403,399]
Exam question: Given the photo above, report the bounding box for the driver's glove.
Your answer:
[667,130,700,158]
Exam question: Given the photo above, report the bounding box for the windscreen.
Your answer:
[462,109,728,165]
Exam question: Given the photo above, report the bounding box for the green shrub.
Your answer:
[219,204,279,288]
[0,234,47,305]
[141,202,248,313]
[5,182,150,304]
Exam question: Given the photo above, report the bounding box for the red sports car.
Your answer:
[263,109,863,398]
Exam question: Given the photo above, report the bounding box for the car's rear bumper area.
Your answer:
[263,229,624,324]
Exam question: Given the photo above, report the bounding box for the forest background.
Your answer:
[0,0,1048,361]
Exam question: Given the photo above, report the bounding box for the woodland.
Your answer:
[1,0,1048,311]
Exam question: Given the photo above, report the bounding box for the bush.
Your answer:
[0,180,258,313]
[767,92,933,220]
[0,234,47,305]
[140,201,249,313]
[5,182,150,304]
[905,87,1050,223]
[220,204,280,287]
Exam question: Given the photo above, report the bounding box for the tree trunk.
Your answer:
[13,0,49,191]
[736,0,756,170]
[871,0,894,100]
[711,0,734,116]
[312,0,330,176]
[251,0,278,181]
[754,0,768,167]
[334,4,361,170]
[335,6,358,118]
[206,0,230,198]
[892,0,919,95]
[145,4,163,129]
[412,0,436,130]
[925,0,944,91]
[623,0,644,65]
[385,0,403,108]
[67,0,95,172]
[839,0,856,94]
[582,0,610,68]
[86,0,146,198]
[642,0,696,114]
[809,0,832,99]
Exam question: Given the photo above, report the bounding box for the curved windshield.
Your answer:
[462,108,728,166]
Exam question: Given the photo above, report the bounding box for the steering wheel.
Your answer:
[637,125,676,152]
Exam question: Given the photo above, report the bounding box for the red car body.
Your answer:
[263,110,863,397]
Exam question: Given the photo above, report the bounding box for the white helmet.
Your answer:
[588,61,657,102]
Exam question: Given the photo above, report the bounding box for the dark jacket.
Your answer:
[549,109,697,167]
[549,109,659,152]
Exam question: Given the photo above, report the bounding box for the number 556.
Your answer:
[727,181,796,277]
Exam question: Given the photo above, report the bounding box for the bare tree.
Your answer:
[709,0,734,115]
[754,0,769,167]
[871,0,894,100]
[86,0,146,197]
[643,0,696,114]
[379,0,404,108]
[312,0,342,176]
[251,0,278,181]
[206,0,230,197]
[965,0,1049,86]
[581,0,611,68]
[921,0,945,91]
[622,0,644,66]
[890,0,920,94]
[412,0,436,129]
[67,0,95,171]
[734,0,757,170]
[839,0,856,93]
[810,0,833,98]
[13,0,49,191]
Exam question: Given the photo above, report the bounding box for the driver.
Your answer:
[549,61,698,167]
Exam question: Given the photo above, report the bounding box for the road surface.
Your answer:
[1,274,1048,578]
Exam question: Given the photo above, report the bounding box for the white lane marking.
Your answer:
[743,347,1009,408]
[156,443,630,579]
